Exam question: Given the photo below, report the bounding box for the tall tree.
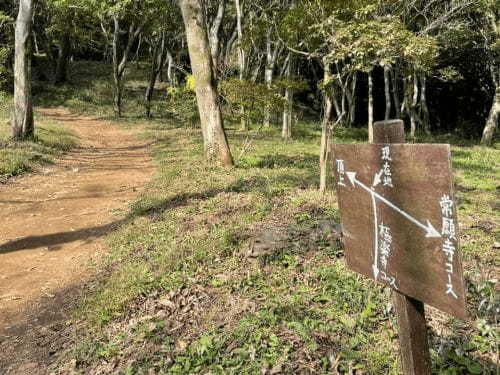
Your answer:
[480,0,499,145]
[144,31,167,118]
[179,0,234,167]
[11,0,34,140]
[207,0,226,75]
[111,14,145,117]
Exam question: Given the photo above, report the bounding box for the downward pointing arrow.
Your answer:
[347,171,442,238]
[373,170,383,187]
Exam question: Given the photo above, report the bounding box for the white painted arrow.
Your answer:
[370,190,380,280]
[346,172,441,238]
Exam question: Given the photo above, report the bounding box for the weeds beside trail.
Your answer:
[0,98,78,181]
[51,119,498,374]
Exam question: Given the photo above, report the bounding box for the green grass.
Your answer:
[0,96,78,181]
[24,61,497,374]
[51,120,498,374]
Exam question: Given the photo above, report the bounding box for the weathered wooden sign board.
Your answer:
[333,143,467,320]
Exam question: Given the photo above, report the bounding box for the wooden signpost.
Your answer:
[333,120,467,375]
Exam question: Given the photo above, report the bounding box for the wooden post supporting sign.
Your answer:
[374,120,431,375]
[333,120,467,374]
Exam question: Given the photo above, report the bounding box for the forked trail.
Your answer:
[0,108,154,373]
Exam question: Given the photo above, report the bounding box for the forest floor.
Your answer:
[0,108,154,374]
[0,61,498,374]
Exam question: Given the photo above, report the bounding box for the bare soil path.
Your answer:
[0,108,154,373]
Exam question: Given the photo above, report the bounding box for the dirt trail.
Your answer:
[0,108,154,373]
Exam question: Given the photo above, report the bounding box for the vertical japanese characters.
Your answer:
[378,222,397,288]
[440,194,459,299]
[374,146,394,187]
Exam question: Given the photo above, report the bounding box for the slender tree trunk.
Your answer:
[392,68,401,119]
[208,0,225,76]
[346,71,357,126]
[320,92,333,193]
[11,0,34,140]
[55,33,71,84]
[134,35,142,69]
[384,65,391,120]
[320,64,333,193]
[111,16,145,117]
[145,34,167,118]
[165,50,177,86]
[180,0,234,167]
[401,76,408,117]
[263,32,278,128]
[234,0,247,131]
[282,90,292,139]
[263,71,273,127]
[282,61,292,139]
[33,29,39,54]
[250,55,263,82]
[332,90,341,121]
[420,73,430,134]
[368,70,374,142]
[225,26,238,63]
[481,84,500,145]
[112,16,123,117]
[410,71,419,138]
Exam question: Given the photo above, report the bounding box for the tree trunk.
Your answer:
[33,29,39,54]
[134,35,142,69]
[410,71,419,138]
[282,89,292,139]
[208,0,225,76]
[481,85,499,145]
[282,59,293,139]
[346,71,357,126]
[391,68,401,119]
[55,33,71,85]
[180,0,234,167]
[384,65,391,120]
[320,64,333,193]
[420,73,430,134]
[234,0,247,131]
[368,70,374,142]
[225,26,238,63]
[111,15,145,117]
[401,76,408,117]
[112,16,123,117]
[165,50,177,86]
[11,0,34,140]
[145,33,167,118]
[320,92,333,193]
[263,32,277,128]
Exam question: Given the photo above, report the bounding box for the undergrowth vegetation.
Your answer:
[43,61,498,374]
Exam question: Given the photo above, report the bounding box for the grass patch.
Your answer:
[0,96,78,180]
[50,118,499,374]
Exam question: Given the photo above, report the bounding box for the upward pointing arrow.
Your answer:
[346,172,441,238]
